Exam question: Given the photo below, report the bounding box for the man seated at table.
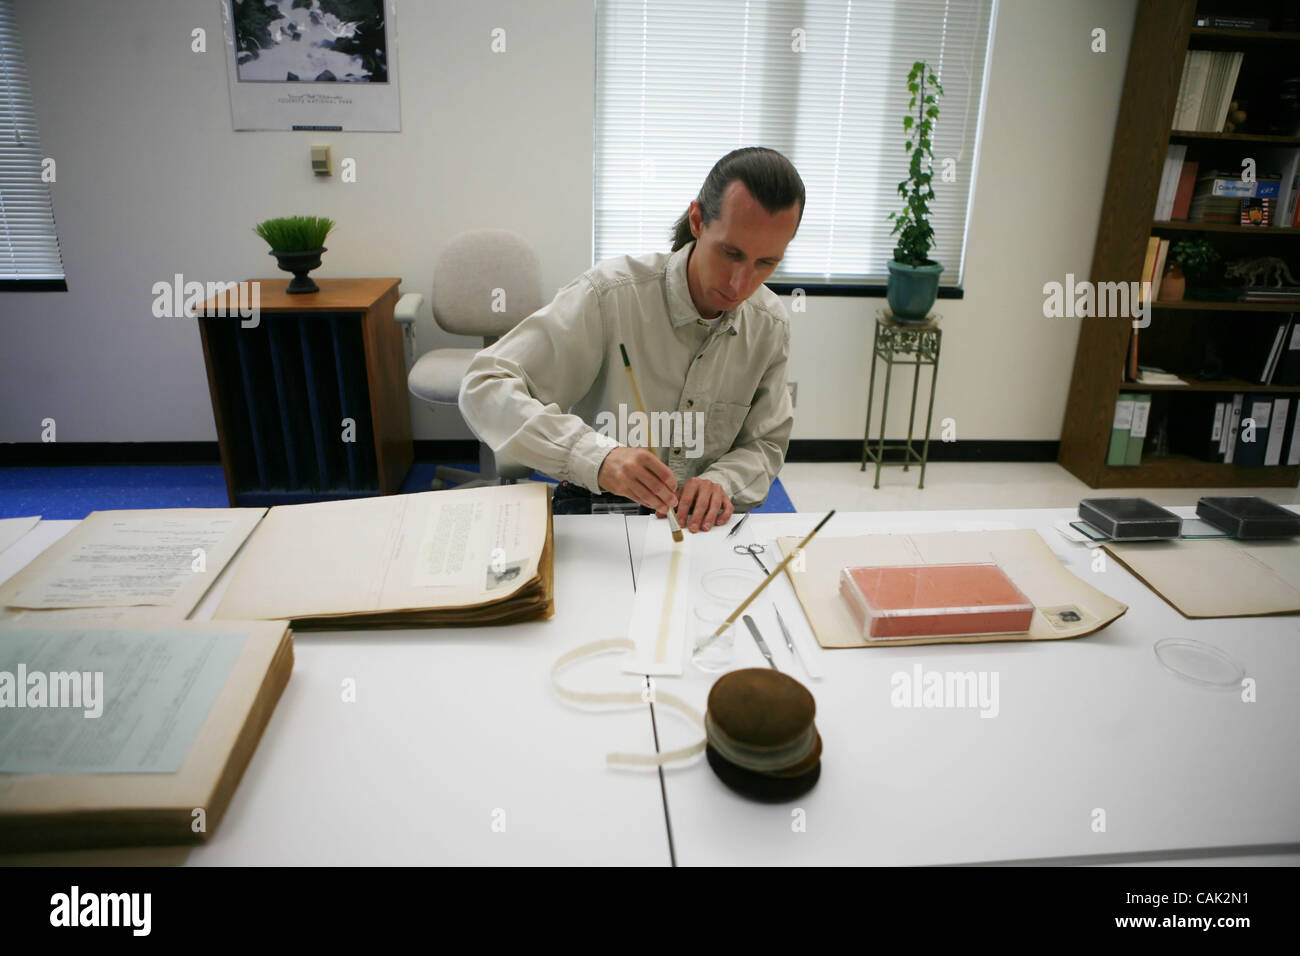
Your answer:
[459,146,804,533]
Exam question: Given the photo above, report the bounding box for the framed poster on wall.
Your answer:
[220,0,400,131]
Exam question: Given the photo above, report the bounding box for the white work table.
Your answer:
[2,506,1298,866]
[1,516,669,866]
[627,508,1300,867]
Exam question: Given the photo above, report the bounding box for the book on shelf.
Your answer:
[1172,50,1243,132]
[1171,160,1200,220]
[1277,150,1300,228]
[1136,366,1187,385]
[1155,145,1188,220]
[1194,169,1281,199]
[1240,197,1272,226]
[1194,15,1271,30]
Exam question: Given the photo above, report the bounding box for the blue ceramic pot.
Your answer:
[886,258,943,320]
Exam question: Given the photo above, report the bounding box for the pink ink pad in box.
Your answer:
[839,563,1034,639]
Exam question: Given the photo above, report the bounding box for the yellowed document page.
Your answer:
[214,483,549,621]
[1104,537,1300,618]
[0,510,266,617]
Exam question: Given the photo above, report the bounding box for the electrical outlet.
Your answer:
[787,382,797,407]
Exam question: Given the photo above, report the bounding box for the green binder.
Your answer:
[1125,393,1152,465]
[1108,396,1135,466]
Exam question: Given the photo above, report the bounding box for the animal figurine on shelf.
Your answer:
[1224,256,1299,288]
[1223,99,1247,133]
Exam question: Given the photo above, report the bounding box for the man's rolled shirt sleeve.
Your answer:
[458,277,616,493]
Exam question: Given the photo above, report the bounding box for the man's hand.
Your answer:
[661,476,734,533]
[597,447,678,514]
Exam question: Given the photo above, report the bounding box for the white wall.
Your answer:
[0,0,1136,447]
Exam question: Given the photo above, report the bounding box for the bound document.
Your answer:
[0,619,292,852]
[214,482,555,628]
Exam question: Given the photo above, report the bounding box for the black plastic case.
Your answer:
[1078,497,1181,540]
[1195,496,1300,539]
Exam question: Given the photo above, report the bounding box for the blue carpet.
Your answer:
[0,463,796,520]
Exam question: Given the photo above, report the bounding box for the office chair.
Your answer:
[407,229,543,489]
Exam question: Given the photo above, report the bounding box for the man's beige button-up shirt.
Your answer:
[458,240,793,511]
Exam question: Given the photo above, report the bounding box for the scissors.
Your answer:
[734,543,770,574]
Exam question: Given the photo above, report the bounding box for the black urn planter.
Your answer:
[270,247,326,294]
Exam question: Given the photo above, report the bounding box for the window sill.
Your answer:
[766,283,963,298]
[0,279,68,292]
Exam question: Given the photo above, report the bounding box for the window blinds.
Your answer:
[595,0,993,286]
[0,0,64,286]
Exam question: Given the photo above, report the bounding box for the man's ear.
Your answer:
[689,201,703,239]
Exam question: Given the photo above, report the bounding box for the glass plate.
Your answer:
[700,567,766,603]
[1153,638,1244,688]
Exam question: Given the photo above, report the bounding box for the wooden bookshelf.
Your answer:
[1059,0,1300,488]
[1189,26,1300,42]
[1154,220,1299,233]
[1169,131,1300,144]
[1152,299,1300,311]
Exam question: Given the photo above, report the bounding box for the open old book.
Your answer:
[214,482,555,628]
[0,619,292,852]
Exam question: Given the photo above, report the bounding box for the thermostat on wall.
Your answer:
[311,144,331,176]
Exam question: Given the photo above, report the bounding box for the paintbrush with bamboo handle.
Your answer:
[619,343,684,542]
[697,510,836,651]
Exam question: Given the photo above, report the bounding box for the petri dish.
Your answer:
[690,604,736,673]
[700,567,765,603]
[1153,638,1244,688]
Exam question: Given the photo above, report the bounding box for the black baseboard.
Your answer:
[0,442,224,466]
[0,439,1060,467]
[786,439,1060,463]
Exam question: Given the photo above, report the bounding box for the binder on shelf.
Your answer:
[1233,397,1274,467]
[1287,402,1300,466]
[1222,394,1243,463]
[1264,397,1291,466]
[1108,396,1135,466]
[1272,317,1300,387]
[1125,393,1152,465]
[1227,315,1291,385]
[1169,395,1226,462]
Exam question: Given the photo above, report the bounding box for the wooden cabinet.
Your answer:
[196,277,412,506]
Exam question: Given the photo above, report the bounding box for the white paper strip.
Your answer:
[622,530,691,676]
[551,638,706,767]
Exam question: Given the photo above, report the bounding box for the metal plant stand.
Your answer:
[860,310,943,489]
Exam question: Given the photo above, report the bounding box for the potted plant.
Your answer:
[254,215,336,294]
[886,60,945,321]
[1161,238,1219,302]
